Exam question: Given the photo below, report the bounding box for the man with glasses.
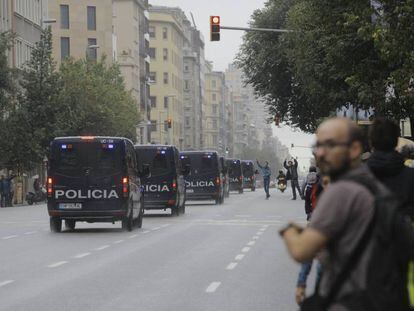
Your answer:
[280,118,385,310]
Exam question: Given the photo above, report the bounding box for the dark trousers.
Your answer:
[0,193,6,207]
[263,177,270,197]
[291,179,302,199]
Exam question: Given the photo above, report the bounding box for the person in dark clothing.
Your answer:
[0,176,4,208]
[0,174,15,207]
[367,118,414,219]
[284,158,303,200]
[257,160,272,199]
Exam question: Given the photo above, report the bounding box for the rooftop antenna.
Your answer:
[190,12,197,29]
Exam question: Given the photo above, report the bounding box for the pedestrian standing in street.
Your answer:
[284,158,303,200]
[1,174,16,207]
[280,118,405,310]
[0,175,4,207]
[256,159,272,199]
[301,166,318,220]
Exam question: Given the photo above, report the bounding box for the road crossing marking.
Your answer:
[206,282,221,293]
[95,245,110,251]
[259,228,266,232]
[0,280,14,287]
[160,224,170,228]
[142,231,150,234]
[73,253,91,259]
[247,241,256,246]
[113,240,124,244]
[257,232,263,235]
[48,261,68,268]
[242,247,250,253]
[252,236,259,240]
[235,215,252,218]
[152,227,161,231]
[128,234,138,239]
[226,262,238,270]
[2,235,18,240]
[235,254,245,261]
[24,231,37,235]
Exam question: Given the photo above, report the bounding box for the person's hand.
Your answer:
[295,286,306,305]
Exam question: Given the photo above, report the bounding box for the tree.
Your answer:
[56,57,139,140]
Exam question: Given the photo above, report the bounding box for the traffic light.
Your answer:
[274,115,281,126]
[167,118,172,129]
[210,16,220,41]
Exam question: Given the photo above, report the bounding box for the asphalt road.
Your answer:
[0,187,311,311]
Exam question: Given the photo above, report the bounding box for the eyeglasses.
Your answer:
[312,141,351,152]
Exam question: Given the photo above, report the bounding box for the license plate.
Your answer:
[186,189,194,193]
[59,203,82,210]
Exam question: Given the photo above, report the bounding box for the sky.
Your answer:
[150,0,315,166]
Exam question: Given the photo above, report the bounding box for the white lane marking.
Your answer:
[24,231,37,235]
[161,224,170,228]
[242,247,250,253]
[235,215,251,218]
[206,282,221,293]
[152,227,161,231]
[95,245,110,251]
[264,224,269,227]
[247,241,256,246]
[226,262,238,270]
[266,215,282,218]
[0,280,14,287]
[257,232,263,235]
[252,236,259,240]
[2,235,18,240]
[142,231,150,234]
[73,252,91,259]
[259,228,266,231]
[128,234,138,239]
[48,261,68,268]
[113,240,124,244]
[235,254,245,261]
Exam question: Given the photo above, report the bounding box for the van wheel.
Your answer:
[122,211,133,232]
[50,217,62,233]
[27,199,33,205]
[65,220,76,231]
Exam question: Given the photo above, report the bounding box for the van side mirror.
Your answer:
[182,164,191,176]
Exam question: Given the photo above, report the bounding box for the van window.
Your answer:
[242,162,254,177]
[228,161,242,177]
[51,142,123,177]
[183,153,218,174]
[139,149,172,176]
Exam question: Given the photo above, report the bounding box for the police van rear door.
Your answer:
[242,162,254,184]
[228,160,242,185]
[184,153,218,194]
[50,139,123,209]
[139,147,173,199]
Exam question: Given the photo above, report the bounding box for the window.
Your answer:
[212,93,217,101]
[163,48,168,61]
[87,6,96,30]
[212,105,217,114]
[184,80,190,90]
[163,72,169,85]
[164,97,169,109]
[87,38,97,60]
[149,26,155,38]
[150,120,157,132]
[150,96,157,108]
[212,80,216,88]
[61,37,70,60]
[162,27,168,39]
[185,117,190,126]
[213,120,218,129]
[60,5,69,29]
[213,135,218,145]
[184,64,189,72]
[149,48,156,59]
[149,72,156,84]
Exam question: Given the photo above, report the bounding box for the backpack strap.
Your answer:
[323,176,377,306]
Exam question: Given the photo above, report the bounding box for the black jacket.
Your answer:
[284,159,299,180]
[367,150,414,219]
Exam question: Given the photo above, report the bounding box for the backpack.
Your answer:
[336,177,414,310]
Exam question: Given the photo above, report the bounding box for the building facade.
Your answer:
[48,0,114,64]
[113,0,150,143]
[148,6,190,148]
[1,0,47,68]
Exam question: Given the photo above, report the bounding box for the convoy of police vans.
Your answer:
[46,136,259,232]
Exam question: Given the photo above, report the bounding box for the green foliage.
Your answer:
[237,0,414,133]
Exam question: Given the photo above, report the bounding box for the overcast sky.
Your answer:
[150,0,266,71]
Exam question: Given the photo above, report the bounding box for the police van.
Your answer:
[180,151,224,205]
[135,145,187,216]
[225,159,244,194]
[242,160,257,192]
[47,136,146,232]
[220,156,230,198]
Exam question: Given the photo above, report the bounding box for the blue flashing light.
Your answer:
[108,144,114,149]
[180,156,185,159]
[161,150,166,154]
[61,144,67,149]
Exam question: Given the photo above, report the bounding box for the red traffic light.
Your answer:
[274,115,281,126]
[167,118,172,128]
[210,16,220,41]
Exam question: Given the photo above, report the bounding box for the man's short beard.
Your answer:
[318,160,351,181]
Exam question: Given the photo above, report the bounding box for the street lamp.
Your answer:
[41,18,56,28]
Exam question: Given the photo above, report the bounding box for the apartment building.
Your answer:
[148,6,190,148]
[113,0,150,143]
[0,0,47,68]
[48,0,113,64]
[183,28,205,150]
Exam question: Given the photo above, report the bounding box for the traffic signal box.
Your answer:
[167,118,172,129]
[210,16,220,41]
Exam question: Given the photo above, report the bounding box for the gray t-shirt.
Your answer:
[309,165,380,310]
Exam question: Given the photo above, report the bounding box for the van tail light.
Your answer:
[240,176,243,181]
[122,177,129,197]
[216,177,221,186]
[172,180,177,192]
[47,177,53,198]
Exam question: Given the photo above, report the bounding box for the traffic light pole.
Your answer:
[220,26,293,33]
